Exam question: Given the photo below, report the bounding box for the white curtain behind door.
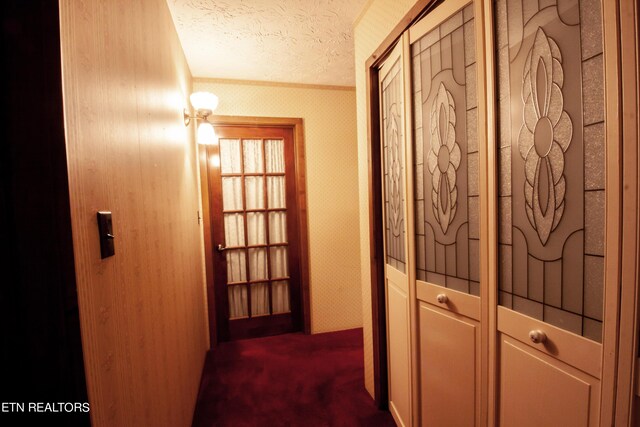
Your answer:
[222,138,291,318]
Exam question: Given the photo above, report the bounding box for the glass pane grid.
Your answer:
[219,136,292,321]
[224,214,245,247]
[220,139,242,174]
[250,283,270,316]
[242,139,264,173]
[265,139,285,173]
[246,212,266,246]
[228,285,248,319]
[272,280,291,313]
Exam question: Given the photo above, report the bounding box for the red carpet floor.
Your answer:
[192,328,396,427]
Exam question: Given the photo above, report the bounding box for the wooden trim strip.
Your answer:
[409,0,469,43]
[636,358,640,397]
[194,77,355,92]
[365,0,441,69]
[223,208,288,214]
[497,306,602,379]
[478,0,497,425]
[416,281,481,321]
[600,0,624,423]
[614,0,640,422]
[221,172,286,177]
[199,143,218,346]
[400,31,421,426]
[291,120,312,334]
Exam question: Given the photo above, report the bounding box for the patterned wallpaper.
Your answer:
[194,78,363,334]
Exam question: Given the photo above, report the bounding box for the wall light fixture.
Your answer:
[184,91,219,145]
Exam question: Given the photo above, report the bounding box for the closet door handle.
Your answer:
[217,244,228,253]
[436,294,449,304]
[529,330,547,344]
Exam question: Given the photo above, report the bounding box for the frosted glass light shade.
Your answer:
[197,122,218,145]
[190,91,218,113]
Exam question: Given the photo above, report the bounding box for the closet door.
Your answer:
[491,0,612,425]
[378,37,415,427]
[409,1,483,425]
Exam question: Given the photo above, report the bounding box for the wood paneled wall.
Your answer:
[59,0,208,425]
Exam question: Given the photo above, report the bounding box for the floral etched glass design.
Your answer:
[518,28,573,245]
[495,0,605,342]
[382,58,406,272]
[412,3,479,295]
[428,83,462,234]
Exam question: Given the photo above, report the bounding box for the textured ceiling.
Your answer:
[166,0,368,87]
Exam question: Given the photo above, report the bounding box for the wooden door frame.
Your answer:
[612,0,640,423]
[198,115,311,346]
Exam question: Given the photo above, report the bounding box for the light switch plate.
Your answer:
[97,211,115,259]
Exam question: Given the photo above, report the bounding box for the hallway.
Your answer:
[4,0,639,425]
[192,329,395,426]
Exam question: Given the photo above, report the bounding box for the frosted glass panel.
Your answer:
[220,139,241,174]
[411,4,478,295]
[224,214,245,247]
[272,281,290,313]
[250,283,270,316]
[265,139,285,173]
[495,0,605,342]
[269,211,288,244]
[381,57,406,273]
[243,139,264,173]
[245,176,264,209]
[247,212,266,245]
[222,177,243,211]
[267,176,286,208]
[248,248,268,281]
[228,286,248,319]
[270,246,289,279]
[226,249,247,284]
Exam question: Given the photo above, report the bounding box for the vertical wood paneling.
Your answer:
[59,0,208,425]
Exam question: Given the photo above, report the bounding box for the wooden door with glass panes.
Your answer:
[206,126,302,341]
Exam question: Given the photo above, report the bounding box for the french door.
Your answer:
[205,125,303,341]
